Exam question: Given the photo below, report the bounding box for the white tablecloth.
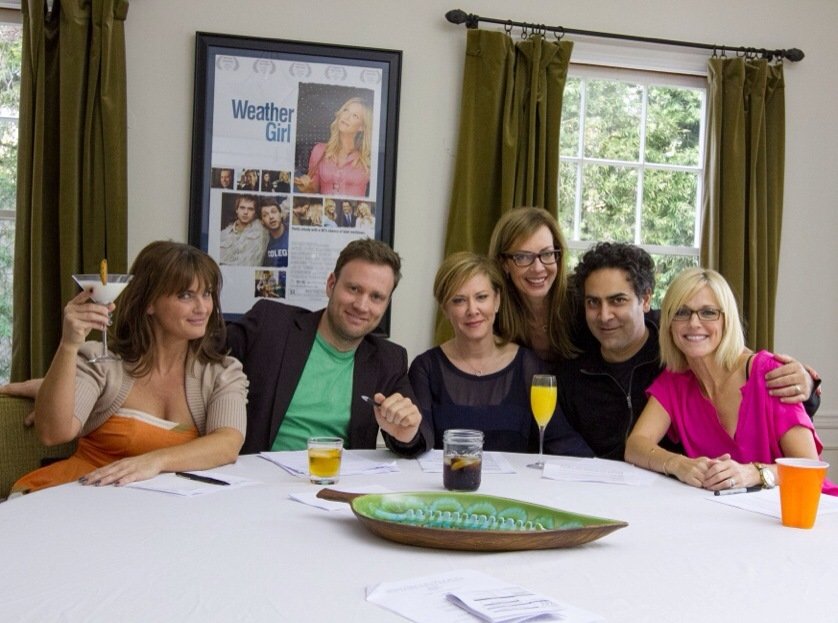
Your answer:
[1,451,834,622]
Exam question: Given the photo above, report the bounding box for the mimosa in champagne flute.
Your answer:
[528,374,557,469]
[72,260,132,363]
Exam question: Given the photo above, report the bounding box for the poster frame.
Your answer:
[188,32,402,334]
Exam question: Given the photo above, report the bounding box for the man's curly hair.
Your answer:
[571,242,655,299]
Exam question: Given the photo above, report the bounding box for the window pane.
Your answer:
[0,23,21,384]
[650,253,699,308]
[580,163,637,241]
[558,160,577,235]
[645,86,702,166]
[584,79,642,161]
[560,77,581,156]
[641,169,697,247]
[0,118,17,209]
[565,247,584,274]
[0,217,12,382]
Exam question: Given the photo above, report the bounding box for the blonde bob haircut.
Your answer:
[433,251,509,344]
[488,207,574,359]
[659,267,745,372]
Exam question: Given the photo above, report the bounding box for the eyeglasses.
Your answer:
[503,249,562,268]
[672,306,723,322]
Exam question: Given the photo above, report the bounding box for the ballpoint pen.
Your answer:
[360,395,383,407]
[714,485,762,496]
[175,472,230,486]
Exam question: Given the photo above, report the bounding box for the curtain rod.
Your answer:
[445,9,804,63]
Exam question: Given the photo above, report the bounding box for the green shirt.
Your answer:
[271,332,355,451]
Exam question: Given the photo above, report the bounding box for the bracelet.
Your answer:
[663,456,676,476]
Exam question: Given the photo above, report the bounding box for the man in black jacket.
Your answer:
[557,243,819,460]
[228,238,432,456]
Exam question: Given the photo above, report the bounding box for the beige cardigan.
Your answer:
[73,342,248,438]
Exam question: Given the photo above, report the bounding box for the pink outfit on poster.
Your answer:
[306,142,369,197]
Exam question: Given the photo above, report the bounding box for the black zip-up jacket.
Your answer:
[556,313,666,461]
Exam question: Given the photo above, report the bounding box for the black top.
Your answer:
[409,345,593,456]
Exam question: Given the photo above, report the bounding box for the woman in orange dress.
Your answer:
[10,241,248,493]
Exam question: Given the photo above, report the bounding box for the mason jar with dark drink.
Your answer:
[443,429,483,492]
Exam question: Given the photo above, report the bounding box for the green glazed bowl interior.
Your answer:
[351,491,620,533]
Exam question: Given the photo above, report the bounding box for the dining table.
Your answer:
[1,450,835,622]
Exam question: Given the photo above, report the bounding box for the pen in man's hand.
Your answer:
[714,485,762,496]
[175,472,230,486]
[361,395,383,407]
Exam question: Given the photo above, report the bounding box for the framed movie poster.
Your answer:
[188,32,401,333]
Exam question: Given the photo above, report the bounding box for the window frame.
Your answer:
[560,62,707,260]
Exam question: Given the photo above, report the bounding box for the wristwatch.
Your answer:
[754,462,776,489]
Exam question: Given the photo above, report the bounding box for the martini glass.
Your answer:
[72,273,133,362]
[527,374,557,469]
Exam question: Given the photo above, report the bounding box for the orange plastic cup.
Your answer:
[776,458,829,529]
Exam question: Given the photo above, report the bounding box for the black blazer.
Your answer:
[227,300,432,456]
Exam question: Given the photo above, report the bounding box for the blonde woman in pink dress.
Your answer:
[295,97,372,197]
[625,267,836,495]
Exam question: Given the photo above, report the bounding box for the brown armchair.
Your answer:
[0,395,75,499]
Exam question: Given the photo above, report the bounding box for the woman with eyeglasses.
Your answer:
[488,207,575,362]
[625,267,836,494]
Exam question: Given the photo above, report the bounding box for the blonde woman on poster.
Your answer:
[294,97,372,197]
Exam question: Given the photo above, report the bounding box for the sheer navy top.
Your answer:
[408,345,592,456]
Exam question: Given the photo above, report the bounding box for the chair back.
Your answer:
[0,396,76,499]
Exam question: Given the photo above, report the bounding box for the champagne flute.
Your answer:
[528,374,557,469]
[72,273,132,362]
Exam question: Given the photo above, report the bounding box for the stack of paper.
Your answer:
[259,450,399,477]
[709,486,838,518]
[366,569,603,623]
[446,587,564,622]
[542,456,657,486]
[123,471,258,496]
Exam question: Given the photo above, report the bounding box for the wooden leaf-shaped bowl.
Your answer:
[317,489,627,551]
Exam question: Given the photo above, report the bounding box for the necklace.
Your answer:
[527,316,548,333]
[452,341,497,376]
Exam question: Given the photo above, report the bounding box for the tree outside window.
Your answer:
[559,65,706,307]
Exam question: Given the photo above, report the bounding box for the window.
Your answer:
[0,20,21,383]
[558,64,706,306]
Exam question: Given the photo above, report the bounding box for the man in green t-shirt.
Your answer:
[228,239,432,455]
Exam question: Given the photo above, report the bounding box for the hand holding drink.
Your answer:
[72,261,132,363]
[528,374,557,469]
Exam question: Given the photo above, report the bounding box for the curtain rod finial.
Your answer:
[445,9,478,28]
[785,48,805,62]
[445,9,467,24]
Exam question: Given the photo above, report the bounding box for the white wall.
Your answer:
[124,0,838,473]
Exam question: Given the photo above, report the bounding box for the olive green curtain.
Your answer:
[701,57,785,351]
[434,30,573,343]
[11,0,129,380]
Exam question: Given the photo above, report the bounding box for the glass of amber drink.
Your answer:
[307,437,343,484]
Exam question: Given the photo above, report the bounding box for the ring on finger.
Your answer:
[728,478,735,488]
[794,384,801,394]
